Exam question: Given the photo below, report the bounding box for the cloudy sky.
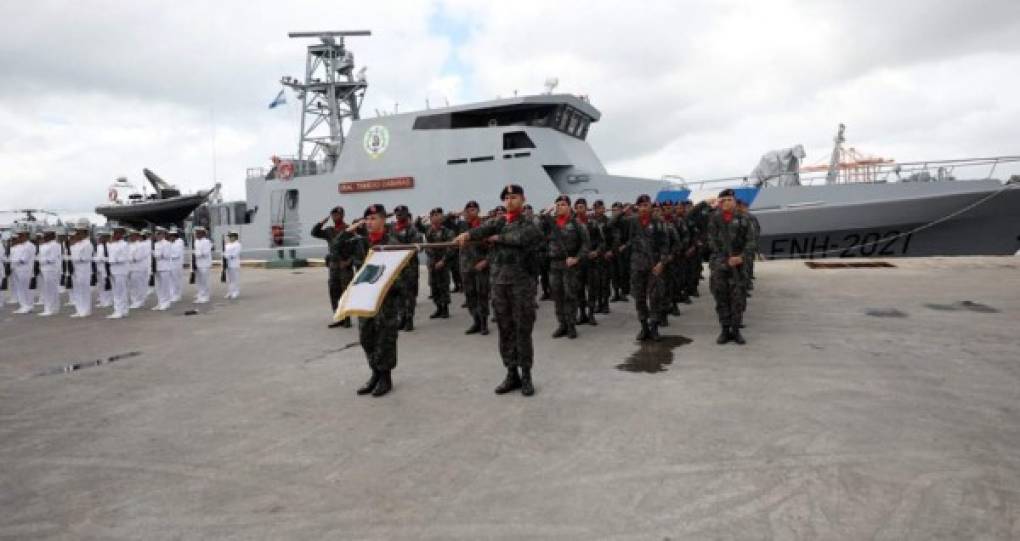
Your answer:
[2,0,1019,215]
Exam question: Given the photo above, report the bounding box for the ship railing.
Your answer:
[675,155,1020,191]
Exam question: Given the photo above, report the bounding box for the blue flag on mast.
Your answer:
[268,89,286,109]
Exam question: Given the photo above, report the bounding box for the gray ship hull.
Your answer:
[753,180,1020,258]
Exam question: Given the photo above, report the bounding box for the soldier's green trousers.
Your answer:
[358,292,400,371]
[491,276,537,369]
[328,267,354,312]
[709,263,748,326]
[428,262,451,305]
[462,266,490,319]
[631,267,666,323]
[549,263,579,325]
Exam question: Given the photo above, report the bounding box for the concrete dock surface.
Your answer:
[1,257,1019,539]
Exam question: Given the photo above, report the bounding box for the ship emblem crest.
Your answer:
[363,125,390,159]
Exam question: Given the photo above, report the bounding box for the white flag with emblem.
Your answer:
[335,249,416,320]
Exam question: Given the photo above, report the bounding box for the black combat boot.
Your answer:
[494,367,522,394]
[587,306,597,326]
[403,315,414,332]
[690,288,700,298]
[552,322,568,338]
[520,367,535,396]
[636,320,650,341]
[540,290,551,301]
[357,370,380,395]
[611,289,623,302]
[429,304,443,319]
[439,304,450,318]
[730,326,746,345]
[680,294,692,305]
[576,304,589,325]
[567,323,578,339]
[465,314,481,334]
[371,370,392,397]
[340,317,352,328]
[648,320,662,342]
[716,325,731,345]
[670,302,681,316]
[479,317,489,335]
[659,313,669,327]
[328,320,344,328]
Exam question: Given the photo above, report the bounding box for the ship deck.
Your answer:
[2,257,1019,539]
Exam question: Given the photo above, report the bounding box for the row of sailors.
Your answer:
[1,222,242,319]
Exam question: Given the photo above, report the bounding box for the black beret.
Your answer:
[330,206,344,214]
[574,197,587,207]
[430,207,444,216]
[718,188,736,198]
[611,201,623,209]
[364,203,386,218]
[500,184,524,199]
[592,200,605,208]
[635,194,652,204]
[393,204,410,215]
[554,194,571,205]
[464,200,479,210]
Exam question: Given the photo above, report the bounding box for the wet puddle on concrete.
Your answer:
[925,300,1000,313]
[616,335,692,374]
[39,351,142,376]
[865,308,908,318]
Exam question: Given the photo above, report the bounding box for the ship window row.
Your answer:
[413,104,591,139]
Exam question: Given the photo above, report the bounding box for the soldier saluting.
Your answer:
[455,184,543,396]
[311,206,353,328]
[708,188,756,345]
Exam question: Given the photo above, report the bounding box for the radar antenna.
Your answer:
[282,30,371,169]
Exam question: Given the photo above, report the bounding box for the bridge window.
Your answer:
[503,131,536,150]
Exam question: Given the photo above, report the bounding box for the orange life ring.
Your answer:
[108,188,118,202]
[278,161,295,181]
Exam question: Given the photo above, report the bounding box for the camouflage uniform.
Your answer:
[590,213,614,311]
[468,215,544,369]
[392,222,421,326]
[612,213,670,326]
[353,227,404,372]
[540,214,590,333]
[685,201,712,297]
[668,215,691,307]
[578,215,606,320]
[310,220,354,315]
[707,210,756,328]
[456,219,491,323]
[416,220,456,307]
[609,209,631,300]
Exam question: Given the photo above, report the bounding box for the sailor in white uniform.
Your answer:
[152,227,174,310]
[10,227,36,313]
[168,227,185,303]
[94,228,113,308]
[106,225,132,319]
[37,228,62,316]
[192,226,213,303]
[69,220,94,317]
[224,231,242,299]
[128,229,151,308]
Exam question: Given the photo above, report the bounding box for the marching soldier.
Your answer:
[456,200,490,335]
[391,205,421,331]
[152,227,174,310]
[223,231,242,299]
[94,228,112,308]
[416,207,456,319]
[168,227,185,302]
[37,228,62,317]
[69,221,94,318]
[310,206,352,328]
[611,194,670,341]
[708,189,756,345]
[455,184,544,396]
[106,225,131,319]
[10,227,35,314]
[540,195,589,339]
[192,226,214,303]
[349,204,404,397]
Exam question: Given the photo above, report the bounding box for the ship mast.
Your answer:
[825,123,846,185]
[282,30,371,170]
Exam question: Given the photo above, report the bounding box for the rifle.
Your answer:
[67,240,75,291]
[220,236,227,283]
[1,241,9,291]
[102,242,112,291]
[189,232,196,284]
[149,235,156,287]
[29,244,39,290]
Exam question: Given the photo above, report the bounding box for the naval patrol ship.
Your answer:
[205,30,1020,261]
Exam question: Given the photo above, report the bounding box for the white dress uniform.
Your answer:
[129,239,152,308]
[152,238,174,310]
[70,238,94,317]
[224,239,242,299]
[170,237,185,302]
[193,236,213,303]
[94,241,113,307]
[106,237,131,318]
[11,240,35,313]
[38,239,62,316]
